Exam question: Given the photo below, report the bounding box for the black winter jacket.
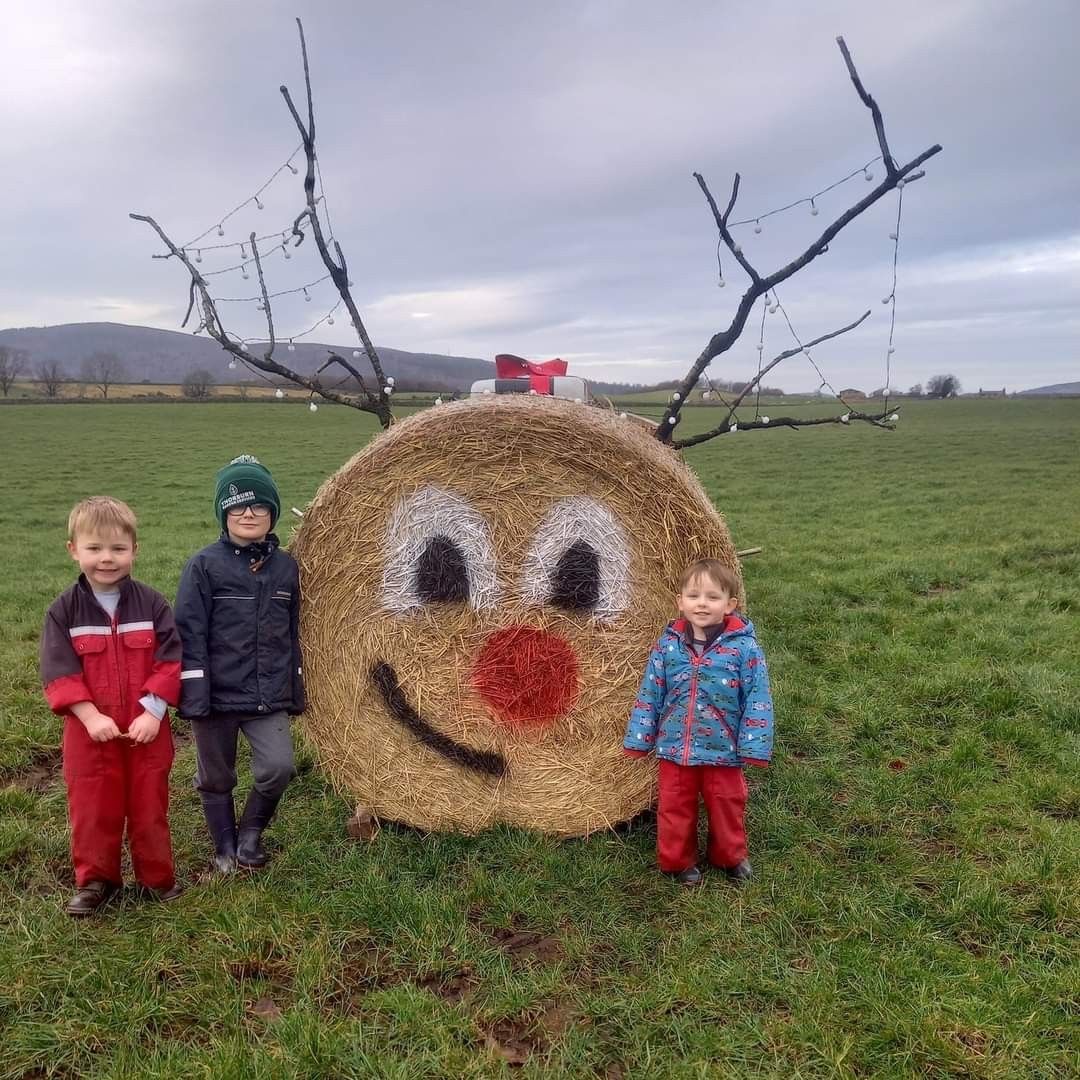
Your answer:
[174,534,306,719]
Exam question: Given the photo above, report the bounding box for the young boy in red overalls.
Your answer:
[624,559,774,886]
[39,497,183,916]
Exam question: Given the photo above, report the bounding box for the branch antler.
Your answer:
[658,36,941,445]
[131,18,392,427]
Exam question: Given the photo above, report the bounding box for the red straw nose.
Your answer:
[471,625,579,728]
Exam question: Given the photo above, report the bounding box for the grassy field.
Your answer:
[0,399,1077,1079]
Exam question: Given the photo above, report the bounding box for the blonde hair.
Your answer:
[678,558,740,597]
[67,496,138,543]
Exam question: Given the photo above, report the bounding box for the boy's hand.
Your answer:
[79,709,121,742]
[126,711,162,745]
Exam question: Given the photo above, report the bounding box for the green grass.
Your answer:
[1,399,1078,1079]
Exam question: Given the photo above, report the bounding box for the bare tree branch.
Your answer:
[657,38,942,446]
[837,35,896,174]
[674,406,899,451]
[696,172,761,284]
[717,309,871,427]
[131,18,393,427]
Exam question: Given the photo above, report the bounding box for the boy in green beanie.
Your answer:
[174,455,305,872]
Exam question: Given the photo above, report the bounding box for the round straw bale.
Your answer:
[291,396,740,837]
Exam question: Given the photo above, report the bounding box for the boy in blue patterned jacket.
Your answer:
[624,559,773,886]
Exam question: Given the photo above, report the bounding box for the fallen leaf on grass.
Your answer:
[888,759,908,770]
[346,809,379,841]
[249,996,283,1021]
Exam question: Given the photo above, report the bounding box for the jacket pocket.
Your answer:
[72,634,108,657]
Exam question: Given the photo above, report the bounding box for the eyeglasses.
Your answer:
[226,503,272,519]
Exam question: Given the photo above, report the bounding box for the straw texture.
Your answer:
[291,396,741,836]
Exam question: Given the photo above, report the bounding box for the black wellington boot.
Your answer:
[201,798,238,873]
[236,789,282,869]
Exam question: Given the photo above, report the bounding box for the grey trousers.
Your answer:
[191,710,296,806]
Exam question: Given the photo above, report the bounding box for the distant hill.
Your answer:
[1016,382,1080,396]
[0,322,494,393]
[0,322,645,395]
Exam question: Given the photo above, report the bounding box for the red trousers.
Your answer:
[657,759,748,872]
[62,715,175,890]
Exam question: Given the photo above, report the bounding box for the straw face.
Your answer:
[291,396,741,836]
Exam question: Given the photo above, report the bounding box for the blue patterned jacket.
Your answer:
[623,616,774,767]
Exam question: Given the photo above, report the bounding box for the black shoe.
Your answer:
[236,789,282,869]
[201,797,238,874]
[720,859,753,883]
[152,882,185,902]
[65,880,118,917]
[674,865,704,886]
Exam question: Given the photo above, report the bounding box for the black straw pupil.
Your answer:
[415,535,469,603]
[551,541,600,611]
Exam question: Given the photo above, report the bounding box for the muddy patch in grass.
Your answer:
[483,998,581,1067]
[2,749,62,793]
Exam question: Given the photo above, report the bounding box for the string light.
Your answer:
[387,377,395,386]
[194,249,202,263]
[761,416,770,424]
[228,359,237,369]
[275,388,284,399]
[183,143,304,249]
[288,162,298,175]
[730,422,738,432]
[303,288,311,302]
[309,401,318,412]
[287,339,295,352]
[840,413,850,423]
[352,350,361,358]
[729,156,881,230]
[672,392,681,401]
[327,315,334,325]
[702,390,711,400]
[434,397,443,405]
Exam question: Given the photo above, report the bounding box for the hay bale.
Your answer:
[291,396,740,836]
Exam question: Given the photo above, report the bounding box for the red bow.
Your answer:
[495,354,567,394]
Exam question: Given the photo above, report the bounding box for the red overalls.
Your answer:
[41,577,182,890]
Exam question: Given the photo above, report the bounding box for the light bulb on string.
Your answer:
[352,350,361,359]
[383,386,393,395]
[840,413,850,424]
[889,231,897,240]
[733,244,742,255]
[672,392,681,402]
[717,277,726,288]
[896,179,905,189]
[327,315,334,325]
[387,377,395,387]
[216,224,224,237]
[347,280,355,288]
[287,339,295,352]
[761,416,770,425]
[287,162,298,175]
[809,198,819,216]
[702,390,711,400]
[754,219,762,234]
[228,359,237,370]
[309,401,318,412]
[282,245,291,260]
[864,169,873,182]
[889,413,900,422]
[434,397,443,406]
[666,416,677,425]
[882,295,893,305]
[303,288,311,302]
[195,249,202,263]
[275,388,284,399]
[769,303,778,314]
[730,422,738,433]
[241,243,248,259]
[254,196,264,210]
[241,266,249,280]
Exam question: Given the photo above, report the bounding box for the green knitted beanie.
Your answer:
[214,454,281,529]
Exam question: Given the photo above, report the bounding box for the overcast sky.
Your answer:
[2,0,1077,391]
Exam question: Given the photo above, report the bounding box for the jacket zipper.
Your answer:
[683,650,700,767]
